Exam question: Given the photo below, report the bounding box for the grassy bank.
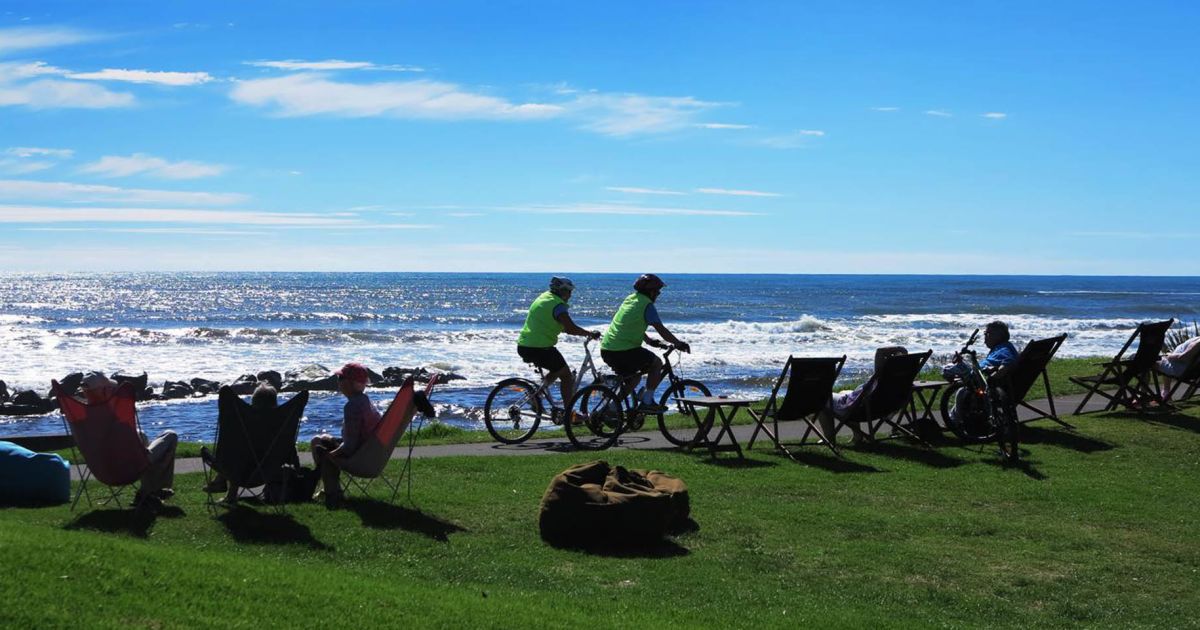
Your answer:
[5,402,1200,628]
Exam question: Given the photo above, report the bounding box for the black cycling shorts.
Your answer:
[601,347,657,376]
[517,345,568,373]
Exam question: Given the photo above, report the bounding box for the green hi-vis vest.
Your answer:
[517,291,567,348]
[601,292,652,351]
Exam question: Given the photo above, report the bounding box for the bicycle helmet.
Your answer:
[549,276,575,294]
[633,273,665,293]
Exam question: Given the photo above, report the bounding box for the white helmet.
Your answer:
[549,276,575,293]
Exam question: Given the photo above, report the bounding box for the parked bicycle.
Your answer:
[939,328,1020,462]
[483,339,604,444]
[564,344,711,451]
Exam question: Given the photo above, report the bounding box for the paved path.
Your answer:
[70,391,1105,479]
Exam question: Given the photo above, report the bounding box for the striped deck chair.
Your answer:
[1071,320,1173,414]
[200,387,309,512]
[338,375,438,504]
[51,380,149,511]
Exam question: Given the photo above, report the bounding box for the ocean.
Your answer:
[2,273,1197,442]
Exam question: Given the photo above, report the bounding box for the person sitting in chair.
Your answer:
[205,383,287,505]
[310,362,381,508]
[943,320,1019,428]
[1159,334,1200,402]
[818,346,909,445]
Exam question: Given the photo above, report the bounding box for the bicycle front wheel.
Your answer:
[657,379,713,446]
[483,378,543,444]
[565,384,624,451]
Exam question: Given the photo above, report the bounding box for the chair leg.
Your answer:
[70,468,93,512]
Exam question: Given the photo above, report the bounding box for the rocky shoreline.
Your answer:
[0,364,465,417]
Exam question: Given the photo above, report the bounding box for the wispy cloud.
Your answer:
[230,74,562,120]
[694,122,752,129]
[756,129,826,149]
[1066,231,1200,240]
[870,106,900,112]
[21,227,267,236]
[80,154,227,179]
[0,159,54,174]
[570,93,724,136]
[606,186,686,196]
[0,27,100,55]
[0,61,134,109]
[66,69,214,86]
[924,109,952,117]
[7,147,73,159]
[981,112,1007,119]
[245,59,424,72]
[0,204,354,226]
[695,187,782,198]
[0,179,247,206]
[503,202,761,217]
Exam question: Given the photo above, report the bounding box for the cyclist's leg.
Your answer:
[601,348,645,401]
[641,351,665,399]
[518,345,568,407]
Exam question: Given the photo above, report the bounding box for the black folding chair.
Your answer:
[747,355,846,457]
[1070,320,1173,414]
[832,350,934,446]
[201,387,308,513]
[993,334,1070,428]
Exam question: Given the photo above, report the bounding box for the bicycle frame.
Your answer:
[526,338,603,410]
[611,345,687,412]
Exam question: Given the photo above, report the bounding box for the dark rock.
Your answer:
[282,364,338,392]
[58,372,84,395]
[9,390,56,414]
[161,381,193,399]
[366,367,384,386]
[190,378,221,395]
[256,370,282,389]
[13,389,44,406]
[0,379,8,403]
[111,371,148,391]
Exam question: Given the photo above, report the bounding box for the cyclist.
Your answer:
[516,276,601,419]
[600,273,691,412]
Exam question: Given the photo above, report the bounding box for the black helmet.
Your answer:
[633,273,665,293]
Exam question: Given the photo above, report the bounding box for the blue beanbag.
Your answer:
[0,440,70,505]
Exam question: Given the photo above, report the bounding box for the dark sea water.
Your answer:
[2,273,1197,441]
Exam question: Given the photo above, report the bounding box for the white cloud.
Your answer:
[757,129,826,149]
[870,106,900,112]
[0,179,247,206]
[695,187,782,198]
[66,69,214,86]
[925,109,952,117]
[606,186,686,196]
[80,154,227,179]
[503,202,760,217]
[0,159,54,174]
[230,74,562,120]
[22,227,267,236]
[6,147,73,159]
[0,204,354,226]
[694,122,752,129]
[981,112,1007,119]
[246,59,424,72]
[447,212,485,217]
[569,93,724,136]
[0,27,100,55]
[0,61,134,109]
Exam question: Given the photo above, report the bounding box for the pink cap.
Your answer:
[334,362,370,385]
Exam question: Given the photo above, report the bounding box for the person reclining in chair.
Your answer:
[943,320,1019,427]
[818,346,908,445]
[1158,334,1200,402]
[205,383,292,505]
[79,372,178,510]
[310,362,380,508]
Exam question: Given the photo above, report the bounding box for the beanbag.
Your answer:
[538,460,690,545]
[0,440,71,505]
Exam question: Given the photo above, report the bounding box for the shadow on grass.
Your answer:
[981,452,1049,480]
[777,449,882,474]
[1019,425,1115,453]
[856,440,965,469]
[64,504,184,538]
[1139,411,1200,435]
[342,497,466,542]
[545,532,693,559]
[217,505,330,550]
[697,455,777,469]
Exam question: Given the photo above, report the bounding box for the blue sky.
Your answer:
[0,1,1197,274]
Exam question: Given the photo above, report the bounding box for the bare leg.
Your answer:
[642,354,666,397]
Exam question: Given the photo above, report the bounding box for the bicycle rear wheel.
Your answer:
[941,383,996,442]
[483,378,543,444]
[565,384,624,450]
[657,379,713,446]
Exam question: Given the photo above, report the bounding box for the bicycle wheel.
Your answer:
[992,388,1020,463]
[564,384,624,450]
[657,379,713,446]
[940,382,995,442]
[483,378,543,444]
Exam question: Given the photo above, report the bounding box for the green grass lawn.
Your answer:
[5,400,1200,628]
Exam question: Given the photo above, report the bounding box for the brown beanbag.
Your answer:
[538,460,690,545]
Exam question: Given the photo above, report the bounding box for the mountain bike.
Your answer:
[483,339,603,444]
[563,345,712,451]
[939,328,1020,462]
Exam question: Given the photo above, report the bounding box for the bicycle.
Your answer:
[482,339,604,444]
[938,328,1020,462]
[563,344,712,451]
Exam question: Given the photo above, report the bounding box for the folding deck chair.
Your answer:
[1070,319,1174,414]
[747,355,846,457]
[831,350,934,446]
[338,375,438,504]
[994,333,1070,428]
[51,379,150,511]
[200,387,309,512]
